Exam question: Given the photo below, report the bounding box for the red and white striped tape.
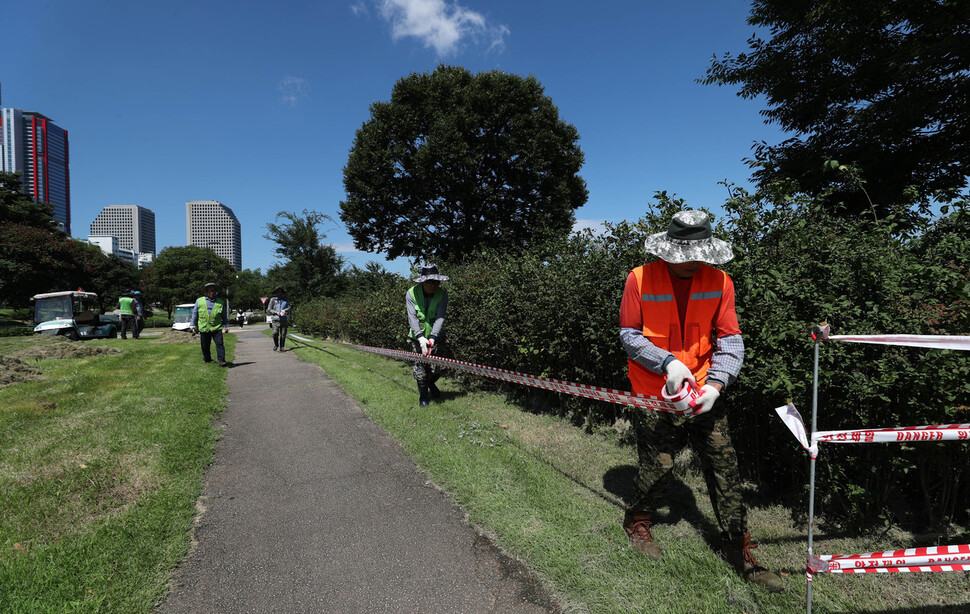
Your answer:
[826,334,970,351]
[809,544,970,574]
[813,423,970,444]
[350,344,697,414]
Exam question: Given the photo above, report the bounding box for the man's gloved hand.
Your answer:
[664,359,696,395]
[692,384,720,415]
[190,326,198,334]
[419,337,429,355]
[426,338,435,355]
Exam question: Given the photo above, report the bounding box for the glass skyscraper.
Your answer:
[1,108,71,233]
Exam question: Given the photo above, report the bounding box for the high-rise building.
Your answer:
[186,200,242,271]
[89,205,156,256]
[1,107,71,233]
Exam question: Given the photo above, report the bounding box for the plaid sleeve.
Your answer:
[707,334,744,388]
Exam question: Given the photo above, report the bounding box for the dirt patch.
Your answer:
[0,355,45,388]
[14,342,123,361]
[152,330,198,344]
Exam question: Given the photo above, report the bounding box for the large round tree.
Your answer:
[341,65,588,262]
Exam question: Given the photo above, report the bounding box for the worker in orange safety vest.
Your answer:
[618,209,782,593]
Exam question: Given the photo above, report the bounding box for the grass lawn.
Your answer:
[2,328,968,613]
[286,334,970,614]
[0,332,232,613]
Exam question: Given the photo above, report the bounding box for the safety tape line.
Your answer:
[350,344,696,415]
[813,423,970,444]
[826,334,970,351]
[808,545,970,574]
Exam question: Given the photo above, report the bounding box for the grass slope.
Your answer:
[288,335,970,614]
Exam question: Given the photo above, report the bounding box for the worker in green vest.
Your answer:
[406,264,449,406]
[119,291,137,340]
[189,282,230,366]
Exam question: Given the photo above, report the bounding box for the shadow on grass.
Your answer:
[603,464,722,549]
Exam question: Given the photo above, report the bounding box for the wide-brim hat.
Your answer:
[642,210,734,265]
[413,264,450,283]
[203,282,219,290]
[272,286,285,294]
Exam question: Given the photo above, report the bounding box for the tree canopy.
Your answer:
[0,171,57,230]
[142,246,236,316]
[340,65,588,262]
[703,0,970,214]
[264,210,344,304]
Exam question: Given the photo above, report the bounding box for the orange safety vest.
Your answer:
[627,260,729,395]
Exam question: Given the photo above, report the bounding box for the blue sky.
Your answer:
[2,0,784,276]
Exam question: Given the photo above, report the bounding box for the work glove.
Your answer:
[692,384,720,415]
[419,337,429,355]
[664,359,696,395]
[426,338,436,355]
[190,326,198,334]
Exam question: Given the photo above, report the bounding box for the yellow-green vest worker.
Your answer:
[195,296,227,332]
[119,296,136,316]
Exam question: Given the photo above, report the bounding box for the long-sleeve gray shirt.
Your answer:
[406,288,447,340]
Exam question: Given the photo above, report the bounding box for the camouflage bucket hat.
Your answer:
[413,264,450,283]
[642,210,734,265]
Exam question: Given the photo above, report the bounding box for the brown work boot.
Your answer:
[623,511,662,559]
[721,532,783,593]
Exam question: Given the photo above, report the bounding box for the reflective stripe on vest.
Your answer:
[408,285,443,339]
[627,260,727,395]
[196,297,226,333]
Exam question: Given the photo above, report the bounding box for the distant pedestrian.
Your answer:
[406,264,449,407]
[267,286,290,352]
[190,282,230,366]
[132,290,145,339]
[237,311,245,329]
[119,291,137,340]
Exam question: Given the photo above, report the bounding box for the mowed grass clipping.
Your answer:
[288,335,970,614]
[0,332,232,613]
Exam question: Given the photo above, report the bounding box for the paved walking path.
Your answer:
[156,329,556,613]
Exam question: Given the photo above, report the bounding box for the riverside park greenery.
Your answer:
[1,327,969,613]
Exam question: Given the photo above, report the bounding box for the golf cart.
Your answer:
[31,291,119,341]
[172,303,195,331]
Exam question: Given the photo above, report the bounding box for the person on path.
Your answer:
[406,264,449,407]
[190,282,230,366]
[267,286,290,352]
[618,209,782,593]
[132,290,145,339]
[118,291,137,340]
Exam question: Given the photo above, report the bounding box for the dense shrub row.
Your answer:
[297,192,970,529]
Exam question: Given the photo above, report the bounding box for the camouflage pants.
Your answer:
[409,338,448,384]
[630,400,747,540]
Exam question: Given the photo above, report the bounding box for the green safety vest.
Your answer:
[119,296,136,316]
[408,285,444,339]
[195,297,227,333]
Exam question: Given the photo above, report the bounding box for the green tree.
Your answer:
[228,268,266,312]
[0,225,106,307]
[702,0,970,214]
[0,171,57,230]
[340,65,588,262]
[264,210,344,304]
[142,246,235,317]
[88,254,141,312]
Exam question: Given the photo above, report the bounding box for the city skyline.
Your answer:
[1,1,789,277]
[186,200,242,271]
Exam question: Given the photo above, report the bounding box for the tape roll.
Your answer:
[661,381,700,412]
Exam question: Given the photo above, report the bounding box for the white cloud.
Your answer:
[375,0,508,56]
[278,76,309,106]
[349,1,368,16]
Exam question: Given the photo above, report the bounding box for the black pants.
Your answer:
[200,330,226,363]
[120,315,136,339]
